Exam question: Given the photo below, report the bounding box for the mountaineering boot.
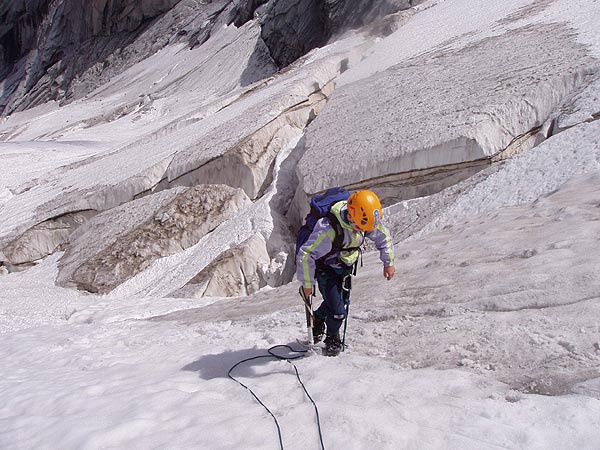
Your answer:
[324,334,343,357]
[312,315,325,343]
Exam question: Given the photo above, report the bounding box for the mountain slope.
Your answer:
[1,0,600,448]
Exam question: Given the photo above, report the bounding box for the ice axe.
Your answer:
[299,287,315,345]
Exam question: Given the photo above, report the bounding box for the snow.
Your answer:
[299,2,598,194]
[0,19,351,252]
[0,141,105,195]
[383,120,600,241]
[2,173,600,447]
[1,160,600,448]
[558,73,600,129]
[337,0,538,87]
[339,0,600,86]
[1,0,600,448]
[107,133,303,298]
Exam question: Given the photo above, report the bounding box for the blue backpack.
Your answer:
[295,187,350,260]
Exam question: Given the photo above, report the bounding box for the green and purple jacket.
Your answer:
[296,201,394,290]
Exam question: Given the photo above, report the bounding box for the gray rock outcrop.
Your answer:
[0,1,50,77]
[1,0,419,115]
[255,0,417,68]
[1,0,186,113]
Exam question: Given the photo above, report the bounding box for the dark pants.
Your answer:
[315,265,352,336]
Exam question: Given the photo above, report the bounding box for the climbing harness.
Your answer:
[228,345,326,450]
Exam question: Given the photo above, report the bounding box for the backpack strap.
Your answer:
[327,212,345,254]
[316,213,365,269]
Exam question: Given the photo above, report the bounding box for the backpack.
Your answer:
[295,187,350,262]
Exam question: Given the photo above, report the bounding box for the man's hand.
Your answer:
[383,265,395,280]
[302,287,314,299]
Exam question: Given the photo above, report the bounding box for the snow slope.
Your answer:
[1,168,599,449]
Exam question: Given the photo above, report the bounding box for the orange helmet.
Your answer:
[347,190,382,231]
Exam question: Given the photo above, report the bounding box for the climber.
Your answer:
[296,189,395,356]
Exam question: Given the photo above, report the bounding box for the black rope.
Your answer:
[228,344,326,450]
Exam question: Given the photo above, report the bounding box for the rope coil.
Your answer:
[228,345,326,450]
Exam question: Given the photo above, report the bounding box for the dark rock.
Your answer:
[1,0,419,114]
[231,0,270,27]
[256,0,417,68]
[0,0,199,114]
[0,1,51,73]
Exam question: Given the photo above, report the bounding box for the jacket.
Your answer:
[296,201,394,290]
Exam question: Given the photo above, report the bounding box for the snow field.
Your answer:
[1,280,599,449]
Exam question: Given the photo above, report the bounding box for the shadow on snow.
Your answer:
[182,342,311,380]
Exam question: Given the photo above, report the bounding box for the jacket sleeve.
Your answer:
[366,222,395,267]
[296,219,337,289]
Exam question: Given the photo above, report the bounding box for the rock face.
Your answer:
[1,0,418,115]
[1,0,248,114]
[57,184,250,293]
[256,0,416,68]
[325,0,415,35]
[1,0,185,113]
[0,1,50,75]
